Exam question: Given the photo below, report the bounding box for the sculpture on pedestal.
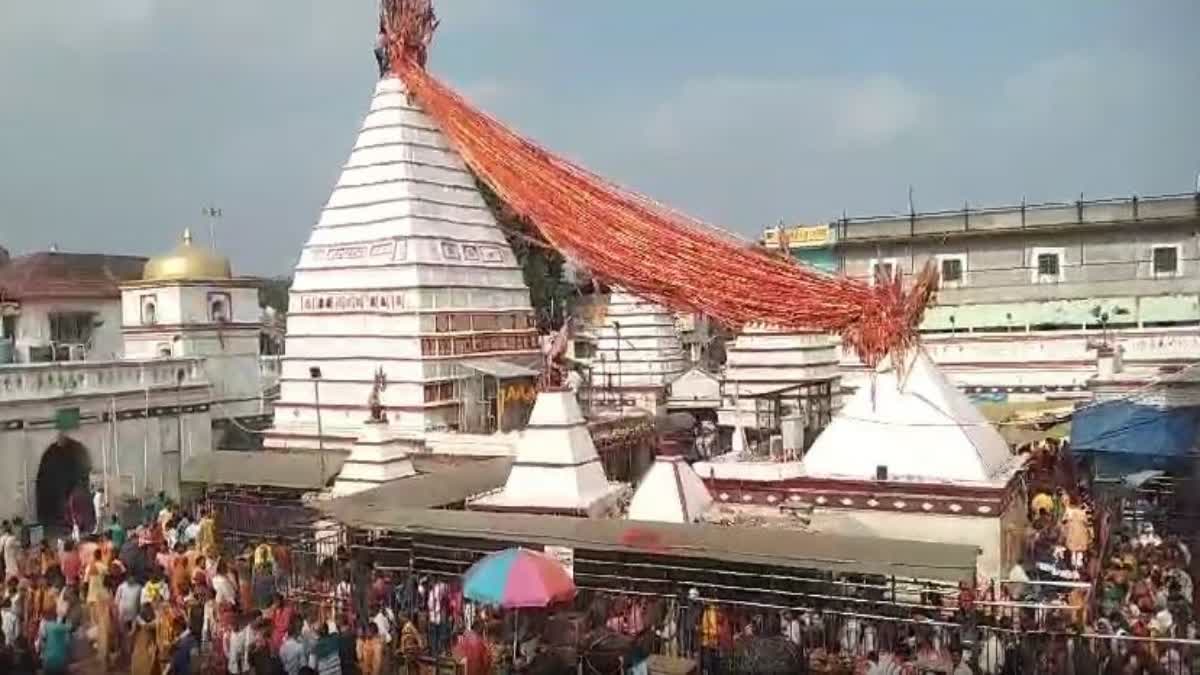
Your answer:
[368,367,388,423]
[539,318,573,390]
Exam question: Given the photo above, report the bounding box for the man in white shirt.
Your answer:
[226,612,253,674]
[92,489,106,534]
[0,527,10,581]
[782,611,802,646]
[0,597,18,647]
[0,525,20,582]
[115,577,143,630]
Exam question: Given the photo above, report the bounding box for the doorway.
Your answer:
[36,437,92,526]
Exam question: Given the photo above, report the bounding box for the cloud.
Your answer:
[0,1,1195,276]
[644,74,935,154]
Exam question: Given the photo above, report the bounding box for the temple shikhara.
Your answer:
[265,74,540,450]
[8,1,1197,672]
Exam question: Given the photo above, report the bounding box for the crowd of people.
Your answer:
[0,442,1194,675]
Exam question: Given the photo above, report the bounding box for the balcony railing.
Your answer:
[834,192,1200,243]
[0,358,208,403]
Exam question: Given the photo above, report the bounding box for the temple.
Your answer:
[265,75,540,451]
[703,349,1027,579]
[469,389,625,517]
[574,287,686,415]
[627,455,713,524]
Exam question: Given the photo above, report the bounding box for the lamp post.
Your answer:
[613,321,622,414]
[174,368,185,497]
[310,366,325,487]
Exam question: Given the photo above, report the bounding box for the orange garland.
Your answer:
[380,0,937,367]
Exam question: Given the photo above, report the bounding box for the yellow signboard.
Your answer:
[762,225,831,249]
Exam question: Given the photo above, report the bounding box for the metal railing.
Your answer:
[834,191,1200,243]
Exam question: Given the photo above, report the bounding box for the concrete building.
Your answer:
[0,252,146,363]
[0,237,273,521]
[767,192,1200,400]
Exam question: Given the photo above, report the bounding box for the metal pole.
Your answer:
[112,396,120,502]
[614,321,622,415]
[175,367,183,494]
[142,365,150,498]
[312,371,326,488]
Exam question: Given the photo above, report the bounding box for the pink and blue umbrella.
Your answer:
[462,547,576,608]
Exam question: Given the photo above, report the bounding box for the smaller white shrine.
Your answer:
[627,456,712,523]
[796,349,1026,580]
[578,288,686,415]
[330,423,419,497]
[470,389,625,517]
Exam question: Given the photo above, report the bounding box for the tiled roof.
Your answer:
[0,252,146,301]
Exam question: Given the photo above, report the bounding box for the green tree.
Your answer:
[258,276,291,313]
[475,177,572,330]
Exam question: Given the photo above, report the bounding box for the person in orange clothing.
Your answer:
[37,541,56,578]
[169,545,190,600]
[358,622,385,675]
[24,574,57,643]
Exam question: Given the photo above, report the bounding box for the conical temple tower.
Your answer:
[470,389,625,517]
[579,288,686,414]
[267,75,539,449]
[627,455,713,523]
[718,324,841,438]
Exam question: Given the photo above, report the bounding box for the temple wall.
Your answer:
[810,508,1002,580]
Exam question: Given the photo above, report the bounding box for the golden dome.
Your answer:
[143,229,232,281]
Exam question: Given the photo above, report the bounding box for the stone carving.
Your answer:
[539,318,573,390]
[368,367,388,423]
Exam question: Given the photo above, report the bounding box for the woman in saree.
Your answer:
[130,603,160,675]
[85,548,113,671]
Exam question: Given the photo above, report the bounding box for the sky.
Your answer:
[1,1,1198,276]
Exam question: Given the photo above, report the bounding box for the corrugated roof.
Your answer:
[331,505,977,583]
[0,252,146,301]
[182,451,344,490]
[320,457,512,517]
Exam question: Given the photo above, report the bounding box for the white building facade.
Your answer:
[268,75,538,449]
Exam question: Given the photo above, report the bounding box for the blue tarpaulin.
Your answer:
[1070,400,1200,475]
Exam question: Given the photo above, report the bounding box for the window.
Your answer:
[1036,254,1059,276]
[574,340,596,360]
[207,292,232,323]
[140,294,158,325]
[49,312,96,345]
[1152,245,1180,276]
[868,258,898,285]
[3,315,17,340]
[473,314,498,331]
[1031,248,1064,284]
[450,314,471,331]
[938,255,965,286]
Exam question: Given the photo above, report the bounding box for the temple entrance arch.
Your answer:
[36,437,92,527]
